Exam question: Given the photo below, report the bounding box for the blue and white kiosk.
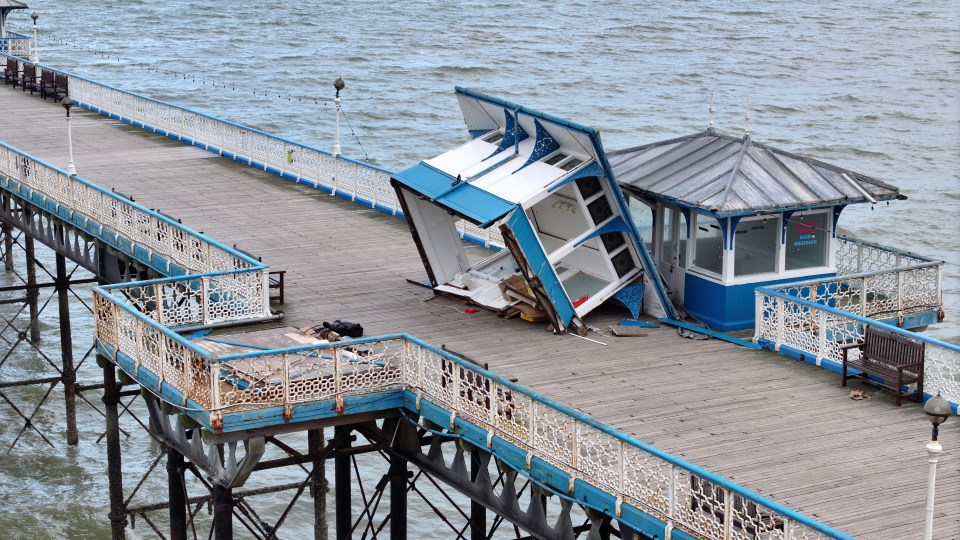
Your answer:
[609,129,903,331]
[391,88,676,335]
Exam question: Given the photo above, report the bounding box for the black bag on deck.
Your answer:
[323,320,363,338]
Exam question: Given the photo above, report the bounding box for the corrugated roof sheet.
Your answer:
[393,162,516,226]
[608,129,903,216]
[0,1,28,10]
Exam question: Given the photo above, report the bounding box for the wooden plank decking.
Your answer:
[1,87,956,538]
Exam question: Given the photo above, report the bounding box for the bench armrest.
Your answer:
[840,342,864,351]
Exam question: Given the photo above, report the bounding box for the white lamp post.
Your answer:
[332,77,344,157]
[922,392,950,540]
[63,96,77,176]
[30,11,38,63]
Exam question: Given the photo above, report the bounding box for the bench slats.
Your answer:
[842,326,925,406]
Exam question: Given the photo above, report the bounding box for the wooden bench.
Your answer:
[39,69,67,102]
[3,58,17,86]
[268,270,285,305]
[19,62,37,94]
[841,325,925,405]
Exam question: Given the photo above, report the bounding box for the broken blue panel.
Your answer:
[612,283,645,321]
[507,209,576,326]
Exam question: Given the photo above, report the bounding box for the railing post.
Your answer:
[856,239,863,273]
[860,276,868,316]
[897,269,904,325]
[753,291,763,342]
[665,464,677,540]
[282,353,291,420]
[775,299,785,351]
[817,309,827,366]
[333,348,344,414]
[722,488,733,540]
[200,277,210,324]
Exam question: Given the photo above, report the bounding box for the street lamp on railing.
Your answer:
[332,77,344,157]
[62,95,77,176]
[29,11,38,64]
[922,392,950,540]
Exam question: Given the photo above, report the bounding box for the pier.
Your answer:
[1,51,958,540]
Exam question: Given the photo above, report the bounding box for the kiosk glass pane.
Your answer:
[693,215,723,275]
[734,218,778,276]
[785,213,829,270]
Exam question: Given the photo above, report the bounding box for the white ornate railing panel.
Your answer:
[0,141,270,324]
[0,34,31,58]
[770,240,942,324]
[835,235,937,275]
[92,283,850,540]
[755,288,960,407]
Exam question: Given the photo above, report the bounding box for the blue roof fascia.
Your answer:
[393,163,516,226]
[439,184,517,227]
[455,87,599,139]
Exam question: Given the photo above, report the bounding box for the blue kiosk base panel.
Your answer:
[683,272,836,332]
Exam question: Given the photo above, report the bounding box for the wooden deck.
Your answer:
[1,87,956,539]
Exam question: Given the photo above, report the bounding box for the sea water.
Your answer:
[1,1,958,537]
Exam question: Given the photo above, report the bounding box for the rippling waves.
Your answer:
[2,1,958,536]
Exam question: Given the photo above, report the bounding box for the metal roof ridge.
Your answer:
[710,133,752,208]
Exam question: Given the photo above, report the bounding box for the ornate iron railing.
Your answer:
[92,281,849,539]
[0,52,507,250]
[0,33,30,58]
[754,286,959,406]
[0,141,271,324]
[835,235,939,275]
[767,266,942,325]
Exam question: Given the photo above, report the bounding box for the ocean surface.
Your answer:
[1,0,958,537]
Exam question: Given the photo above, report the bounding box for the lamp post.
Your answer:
[30,11,38,64]
[922,392,950,540]
[63,96,77,176]
[332,77,344,157]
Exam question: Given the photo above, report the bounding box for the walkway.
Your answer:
[0,86,956,538]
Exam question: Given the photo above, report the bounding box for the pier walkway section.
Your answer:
[0,84,956,539]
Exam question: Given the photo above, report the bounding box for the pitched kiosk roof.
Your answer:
[608,129,903,217]
[0,1,28,10]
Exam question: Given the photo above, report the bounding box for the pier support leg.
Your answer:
[2,222,13,271]
[102,358,127,539]
[309,428,329,540]
[335,425,352,540]
[470,451,486,540]
[25,235,40,345]
[167,447,188,540]
[56,252,78,445]
[389,451,407,540]
[213,483,233,540]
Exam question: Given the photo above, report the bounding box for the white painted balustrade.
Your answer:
[92,283,844,539]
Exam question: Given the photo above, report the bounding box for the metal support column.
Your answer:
[102,359,127,539]
[2,222,13,271]
[470,451,486,540]
[213,483,233,539]
[167,447,188,540]
[335,425,352,540]
[389,451,407,540]
[24,235,40,344]
[308,428,329,540]
[56,252,78,445]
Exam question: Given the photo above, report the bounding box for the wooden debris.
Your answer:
[609,325,648,337]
